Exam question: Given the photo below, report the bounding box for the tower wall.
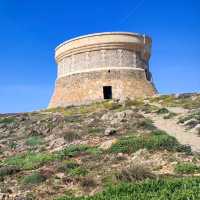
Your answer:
[49,32,156,108]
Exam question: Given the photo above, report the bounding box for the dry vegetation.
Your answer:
[0,93,200,199]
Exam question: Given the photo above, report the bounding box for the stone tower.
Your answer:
[49,32,156,108]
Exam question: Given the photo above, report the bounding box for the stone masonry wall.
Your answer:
[57,49,146,78]
[49,69,156,108]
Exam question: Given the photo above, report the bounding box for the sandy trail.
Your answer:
[147,114,200,153]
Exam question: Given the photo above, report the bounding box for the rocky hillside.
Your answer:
[0,93,200,200]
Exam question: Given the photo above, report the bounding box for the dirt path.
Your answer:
[147,114,200,153]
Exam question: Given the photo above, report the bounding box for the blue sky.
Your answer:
[0,0,199,113]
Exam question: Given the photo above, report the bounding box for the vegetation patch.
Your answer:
[4,152,56,170]
[26,136,44,146]
[175,162,200,174]
[80,177,97,189]
[0,117,15,124]
[0,166,20,179]
[156,108,169,115]
[56,177,200,200]
[116,164,155,182]
[178,111,200,128]
[22,171,46,186]
[57,145,102,159]
[68,167,88,177]
[57,160,79,173]
[109,130,190,154]
[63,131,81,143]
[136,118,156,131]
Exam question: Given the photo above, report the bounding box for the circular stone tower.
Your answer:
[49,32,156,108]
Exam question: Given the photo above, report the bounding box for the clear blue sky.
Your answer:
[0,0,199,113]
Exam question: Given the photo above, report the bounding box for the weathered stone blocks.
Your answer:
[49,32,156,108]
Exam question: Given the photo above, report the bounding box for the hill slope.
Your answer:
[0,93,200,199]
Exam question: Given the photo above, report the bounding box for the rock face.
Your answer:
[49,32,156,108]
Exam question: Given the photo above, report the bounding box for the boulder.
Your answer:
[49,137,65,149]
[101,110,134,124]
[104,127,116,136]
[184,119,199,129]
[193,124,200,135]
[99,139,117,150]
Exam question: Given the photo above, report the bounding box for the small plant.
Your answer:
[116,164,155,182]
[58,160,79,173]
[57,145,101,159]
[8,141,17,150]
[136,118,156,131]
[22,171,46,186]
[175,162,200,174]
[156,108,169,115]
[68,167,88,177]
[80,176,97,188]
[63,131,81,143]
[26,136,44,146]
[0,166,20,179]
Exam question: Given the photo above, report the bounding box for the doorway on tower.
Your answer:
[103,86,112,99]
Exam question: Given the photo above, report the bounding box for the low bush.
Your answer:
[63,131,81,143]
[80,176,97,189]
[109,130,183,154]
[58,160,79,173]
[0,166,20,179]
[56,177,200,200]
[116,165,155,182]
[0,117,15,124]
[26,136,44,146]
[57,145,101,159]
[22,171,46,186]
[136,119,156,131]
[175,162,200,174]
[68,167,88,177]
[4,152,56,170]
[156,108,169,115]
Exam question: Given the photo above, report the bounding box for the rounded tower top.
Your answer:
[55,32,151,62]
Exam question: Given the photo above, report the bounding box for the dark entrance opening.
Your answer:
[103,86,112,99]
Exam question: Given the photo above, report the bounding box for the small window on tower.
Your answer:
[103,86,112,99]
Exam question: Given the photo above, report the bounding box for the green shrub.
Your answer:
[63,132,81,143]
[80,177,97,189]
[116,165,155,182]
[109,130,186,154]
[136,119,156,131]
[4,152,56,170]
[22,171,46,186]
[55,177,200,200]
[156,108,169,114]
[26,136,44,146]
[57,145,101,159]
[58,160,79,173]
[0,117,15,124]
[175,162,200,174]
[0,166,20,178]
[68,167,88,177]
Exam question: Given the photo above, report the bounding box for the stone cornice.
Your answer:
[55,32,151,63]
